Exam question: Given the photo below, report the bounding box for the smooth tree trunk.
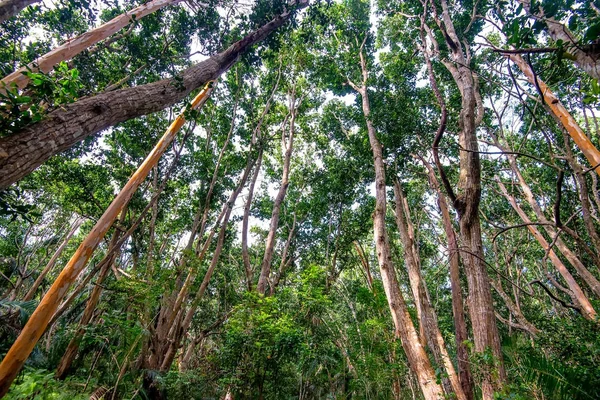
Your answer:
[0,0,39,24]
[241,71,280,291]
[270,212,297,294]
[497,180,597,320]
[157,152,259,373]
[242,149,262,291]
[508,53,600,174]
[0,83,214,397]
[393,180,466,400]
[490,279,540,337]
[1,0,184,92]
[347,41,444,400]
[0,0,309,190]
[257,88,299,294]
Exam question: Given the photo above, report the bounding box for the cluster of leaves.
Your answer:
[1,62,83,136]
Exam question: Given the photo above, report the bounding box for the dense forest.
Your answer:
[0,0,599,398]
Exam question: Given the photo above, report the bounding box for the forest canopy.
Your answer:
[1,0,600,399]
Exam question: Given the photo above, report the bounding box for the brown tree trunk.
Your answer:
[428,1,506,396]
[490,279,539,337]
[347,40,444,399]
[0,0,39,24]
[0,0,309,190]
[1,0,183,92]
[393,180,466,400]
[0,83,214,397]
[420,156,474,400]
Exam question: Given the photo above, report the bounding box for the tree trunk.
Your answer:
[270,212,296,294]
[420,156,474,400]
[347,42,444,399]
[490,279,539,337]
[0,83,214,397]
[393,180,466,400]
[257,89,299,294]
[158,152,259,372]
[0,0,309,190]
[1,0,183,93]
[0,0,39,24]
[519,0,600,80]
[242,149,262,291]
[432,1,506,396]
[502,152,600,298]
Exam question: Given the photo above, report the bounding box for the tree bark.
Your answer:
[419,156,474,400]
[0,0,309,190]
[0,0,39,24]
[431,2,506,396]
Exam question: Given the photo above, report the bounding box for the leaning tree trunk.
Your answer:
[0,0,39,24]
[0,0,183,92]
[158,152,259,373]
[23,217,82,301]
[347,41,444,399]
[0,83,214,397]
[0,0,309,190]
